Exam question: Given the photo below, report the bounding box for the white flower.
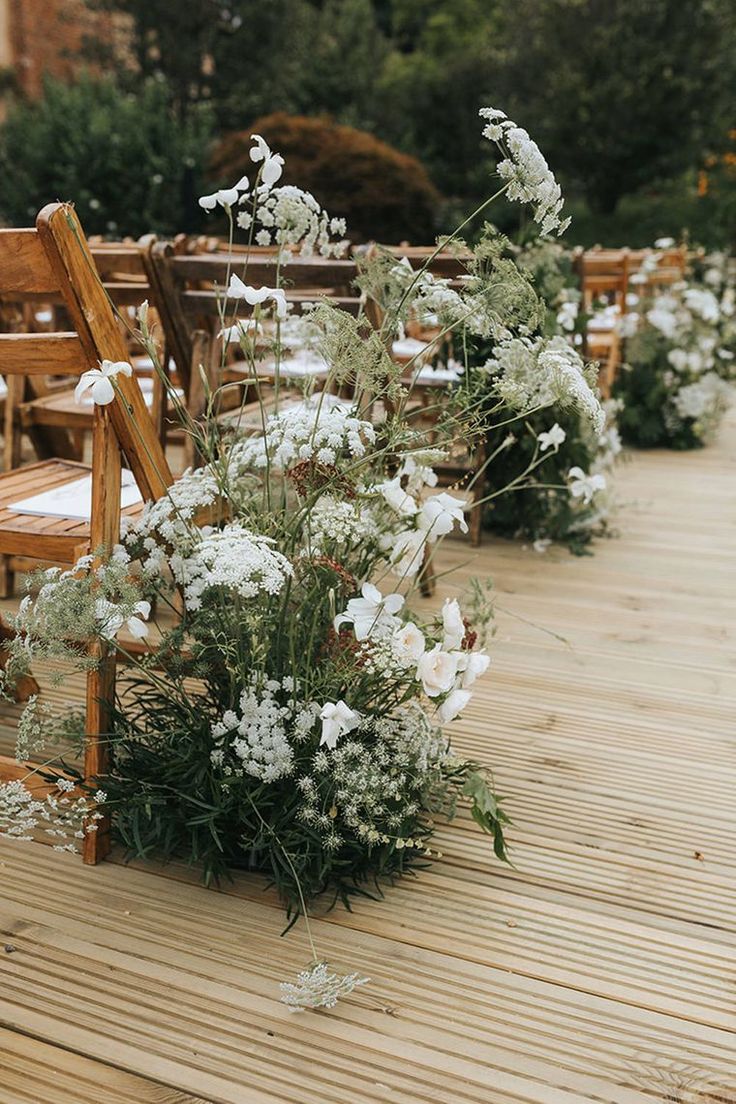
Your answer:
[74,359,132,406]
[457,651,491,688]
[437,688,472,723]
[537,423,566,452]
[441,599,465,652]
[249,133,284,189]
[198,187,239,210]
[568,467,606,504]
[389,529,427,578]
[319,700,361,750]
[417,493,468,541]
[280,961,369,1012]
[335,582,404,640]
[226,275,288,320]
[417,646,459,698]
[94,598,150,641]
[646,307,679,339]
[378,476,419,517]
[654,237,675,249]
[392,621,426,662]
[480,107,569,235]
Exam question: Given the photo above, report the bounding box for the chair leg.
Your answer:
[82,646,114,865]
[0,556,14,598]
[418,543,436,597]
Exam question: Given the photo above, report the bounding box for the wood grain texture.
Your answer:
[0,414,734,1102]
[0,333,86,377]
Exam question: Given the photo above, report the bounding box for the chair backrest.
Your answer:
[146,245,364,397]
[575,249,630,313]
[0,205,173,510]
[379,244,473,282]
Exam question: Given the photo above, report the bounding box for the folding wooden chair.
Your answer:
[0,203,175,864]
[575,248,630,397]
[146,247,365,461]
[4,239,179,466]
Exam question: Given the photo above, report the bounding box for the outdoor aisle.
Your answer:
[1,416,734,1104]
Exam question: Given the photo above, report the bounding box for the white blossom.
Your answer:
[75,360,132,406]
[335,582,404,641]
[568,467,606,504]
[319,700,361,750]
[441,599,465,652]
[437,688,472,723]
[480,107,569,235]
[537,423,566,451]
[280,961,369,1012]
[417,493,468,541]
[417,646,459,697]
[226,275,287,320]
[94,598,151,641]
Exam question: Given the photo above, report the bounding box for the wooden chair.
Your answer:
[3,239,179,467]
[146,246,365,461]
[575,249,630,397]
[0,203,175,864]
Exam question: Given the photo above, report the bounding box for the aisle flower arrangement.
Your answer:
[429,234,618,554]
[0,110,605,1009]
[615,252,735,448]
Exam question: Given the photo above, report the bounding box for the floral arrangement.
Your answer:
[615,251,735,449]
[429,233,618,554]
[0,109,603,1010]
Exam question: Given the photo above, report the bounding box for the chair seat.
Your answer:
[0,459,145,560]
[20,377,184,431]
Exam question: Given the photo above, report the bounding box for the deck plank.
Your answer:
[0,412,735,1102]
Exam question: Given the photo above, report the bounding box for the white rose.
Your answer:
[392,621,426,662]
[441,599,465,652]
[459,651,491,688]
[437,688,472,723]
[417,646,459,698]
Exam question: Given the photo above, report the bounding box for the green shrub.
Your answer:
[209,112,441,243]
[0,74,212,237]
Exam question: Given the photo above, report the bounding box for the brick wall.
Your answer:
[1,0,128,98]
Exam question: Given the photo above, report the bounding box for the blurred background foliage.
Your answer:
[0,0,734,244]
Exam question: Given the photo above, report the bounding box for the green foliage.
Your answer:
[614,337,699,449]
[495,0,736,215]
[485,408,612,554]
[210,113,441,243]
[0,74,212,236]
[80,0,736,239]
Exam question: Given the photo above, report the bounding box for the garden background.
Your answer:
[0,0,734,248]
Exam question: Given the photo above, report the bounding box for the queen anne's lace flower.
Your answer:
[480,107,569,235]
[210,676,308,782]
[280,961,369,1012]
[233,402,375,471]
[177,524,293,610]
[484,334,604,432]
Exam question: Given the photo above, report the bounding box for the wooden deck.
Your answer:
[1,415,735,1103]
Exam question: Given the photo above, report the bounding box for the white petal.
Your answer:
[74,371,98,404]
[198,193,218,210]
[127,617,149,640]
[91,377,115,405]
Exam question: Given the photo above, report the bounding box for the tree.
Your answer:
[0,74,211,236]
[377,0,501,197]
[495,0,736,213]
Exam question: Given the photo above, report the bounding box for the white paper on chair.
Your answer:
[7,470,143,521]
